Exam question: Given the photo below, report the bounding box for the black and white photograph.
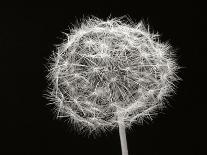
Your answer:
[1,1,205,154]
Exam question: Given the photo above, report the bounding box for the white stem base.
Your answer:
[119,123,129,155]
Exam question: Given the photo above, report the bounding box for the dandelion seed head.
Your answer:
[46,16,180,133]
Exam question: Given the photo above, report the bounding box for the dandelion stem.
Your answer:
[119,122,129,155]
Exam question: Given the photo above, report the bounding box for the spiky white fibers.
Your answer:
[46,16,179,134]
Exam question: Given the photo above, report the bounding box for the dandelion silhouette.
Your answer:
[46,16,179,155]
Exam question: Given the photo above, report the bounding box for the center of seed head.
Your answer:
[94,87,106,96]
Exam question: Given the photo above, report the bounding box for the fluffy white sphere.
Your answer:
[46,16,179,133]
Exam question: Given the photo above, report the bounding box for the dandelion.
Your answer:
[45,16,180,155]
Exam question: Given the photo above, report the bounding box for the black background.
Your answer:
[1,1,205,155]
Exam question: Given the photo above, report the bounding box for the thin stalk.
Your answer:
[118,123,129,155]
